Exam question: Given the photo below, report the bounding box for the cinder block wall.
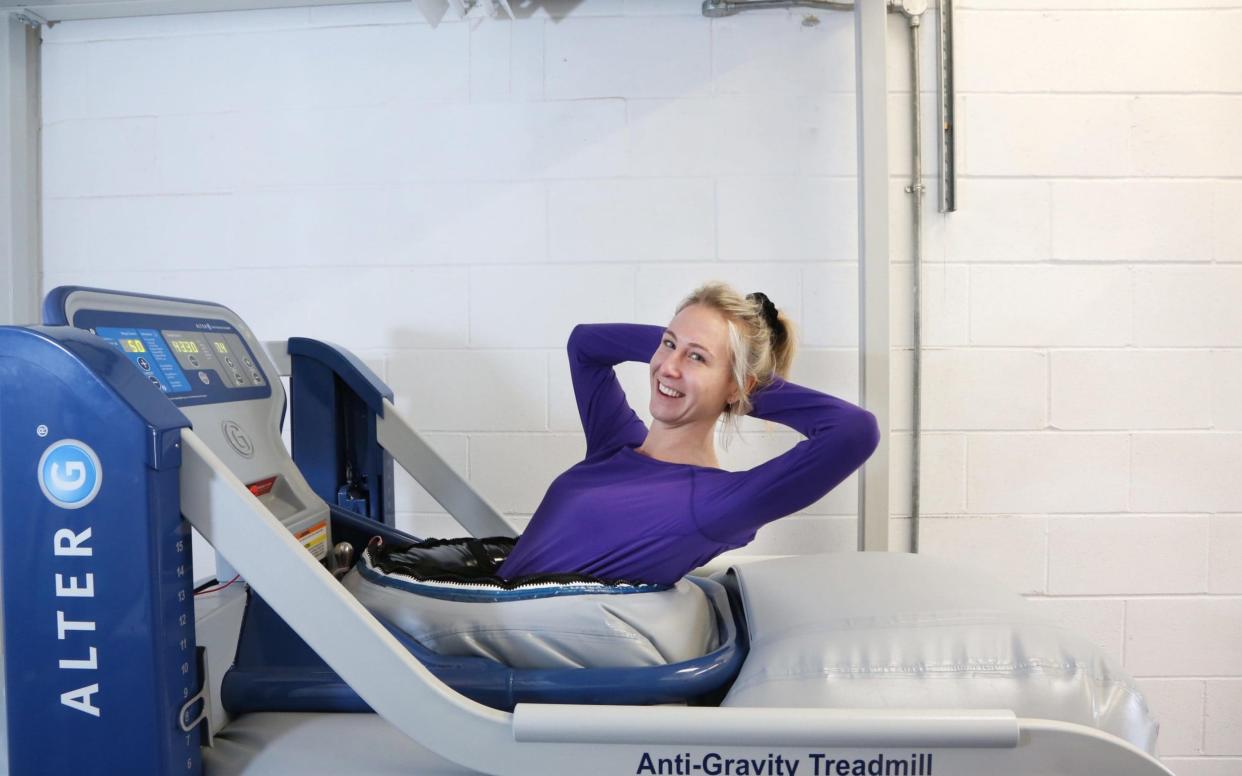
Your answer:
[38,1,1241,770]
[928,4,1241,772]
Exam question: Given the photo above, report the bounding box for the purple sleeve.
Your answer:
[567,323,664,458]
[693,376,881,544]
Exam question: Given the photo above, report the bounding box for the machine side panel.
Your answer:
[0,327,199,776]
[289,339,395,525]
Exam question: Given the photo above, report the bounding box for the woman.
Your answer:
[496,282,881,586]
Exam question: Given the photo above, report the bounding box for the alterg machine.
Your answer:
[0,288,1173,775]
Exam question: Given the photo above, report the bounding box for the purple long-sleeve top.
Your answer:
[496,323,881,586]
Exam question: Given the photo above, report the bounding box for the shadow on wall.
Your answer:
[508,0,588,21]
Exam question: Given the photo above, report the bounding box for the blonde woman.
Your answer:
[497,282,880,585]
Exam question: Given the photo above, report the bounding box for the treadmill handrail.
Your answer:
[263,339,292,377]
[179,428,522,769]
[376,397,517,539]
[513,704,1021,748]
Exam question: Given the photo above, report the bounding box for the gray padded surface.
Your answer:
[720,552,1160,756]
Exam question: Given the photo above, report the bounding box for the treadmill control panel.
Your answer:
[76,310,271,407]
[49,287,331,567]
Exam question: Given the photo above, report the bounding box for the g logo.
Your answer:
[38,440,103,510]
[221,421,254,459]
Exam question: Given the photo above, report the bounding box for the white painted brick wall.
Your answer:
[1205,682,1242,755]
[548,179,716,262]
[716,177,857,262]
[1217,181,1242,261]
[970,265,1132,346]
[1132,433,1242,513]
[921,349,1047,430]
[545,16,711,100]
[1134,266,1242,346]
[1046,515,1210,595]
[966,432,1131,513]
[1134,678,1205,757]
[1209,515,1242,593]
[1127,599,1242,678]
[1051,350,1213,430]
[36,2,1242,769]
[941,8,1242,770]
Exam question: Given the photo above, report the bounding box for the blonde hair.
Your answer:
[673,281,798,450]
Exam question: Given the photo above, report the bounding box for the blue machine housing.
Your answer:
[0,325,201,776]
[287,337,395,526]
[221,508,749,714]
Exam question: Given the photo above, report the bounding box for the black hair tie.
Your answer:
[747,292,783,341]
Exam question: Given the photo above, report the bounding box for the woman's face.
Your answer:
[648,304,740,427]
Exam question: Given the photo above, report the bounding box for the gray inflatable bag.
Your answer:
[720,552,1159,756]
[342,555,718,670]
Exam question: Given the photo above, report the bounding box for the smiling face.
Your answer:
[648,304,741,427]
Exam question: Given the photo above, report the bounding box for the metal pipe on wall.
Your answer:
[893,0,955,553]
[897,3,925,553]
[701,0,855,15]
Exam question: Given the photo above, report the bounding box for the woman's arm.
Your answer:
[693,376,881,545]
[566,323,664,458]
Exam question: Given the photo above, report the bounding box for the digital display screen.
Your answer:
[213,341,229,354]
[94,326,192,395]
[170,339,199,354]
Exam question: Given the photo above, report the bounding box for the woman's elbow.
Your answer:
[566,323,592,364]
[852,409,882,461]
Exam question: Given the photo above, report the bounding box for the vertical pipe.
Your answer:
[0,14,41,327]
[854,0,891,552]
[937,0,956,214]
[907,14,924,554]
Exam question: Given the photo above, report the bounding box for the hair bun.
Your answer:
[747,292,782,338]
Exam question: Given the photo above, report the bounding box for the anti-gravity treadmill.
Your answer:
[0,286,1171,776]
